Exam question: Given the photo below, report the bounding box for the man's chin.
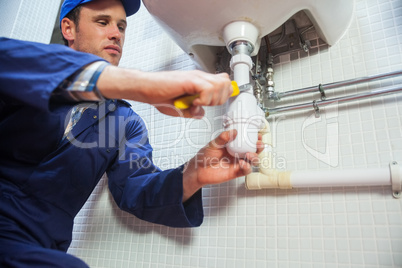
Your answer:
[101,53,121,66]
[107,58,120,66]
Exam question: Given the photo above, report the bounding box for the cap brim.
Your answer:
[122,0,141,17]
[60,0,141,26]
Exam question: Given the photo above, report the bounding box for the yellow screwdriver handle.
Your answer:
[231,80,240,96]
[174,81,240,109]
[173,95,198,109]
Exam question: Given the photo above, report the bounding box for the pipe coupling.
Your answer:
[229,53,253,72]
[245,170,292,190]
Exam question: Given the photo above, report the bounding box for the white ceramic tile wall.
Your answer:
[68,1,402,267]
[0,0,61,43]
[2,0,402,267]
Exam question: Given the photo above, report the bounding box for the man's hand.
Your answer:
[182,130,264,202]
[97,67,233,118]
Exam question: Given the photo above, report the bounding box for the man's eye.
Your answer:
[98,21,107,26]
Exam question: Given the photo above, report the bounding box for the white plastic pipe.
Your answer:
[253,119,387,189]
[222,21,265,158]
[245,117,402,198]
[245,165,402,199]
[290,168,392,188]
[224,81,264,157]
[224,81,266,157]
[245,167,395,189]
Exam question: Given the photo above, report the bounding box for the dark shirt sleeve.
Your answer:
[0,37,106,112]
[52,61,109,102]
[106,107,204,227]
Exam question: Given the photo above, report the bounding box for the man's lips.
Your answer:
[104,45,121,54]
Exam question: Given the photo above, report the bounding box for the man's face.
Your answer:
[69,0,127,66]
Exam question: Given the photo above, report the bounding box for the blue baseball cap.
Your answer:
[60,0,141,25]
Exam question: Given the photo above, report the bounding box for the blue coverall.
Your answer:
[0,37,203,267]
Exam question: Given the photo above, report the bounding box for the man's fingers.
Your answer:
[155,104,205,119]
[189,105,205,118]
[192,73,232,107]
[236,159,253,177]
[210,129,237,148]
[244,152,260,167]
[256,140,265,154]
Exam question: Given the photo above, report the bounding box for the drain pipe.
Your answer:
[245,120,402,199]
[222,21,265,158]
[246,163,402,199]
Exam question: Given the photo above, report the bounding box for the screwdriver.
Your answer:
[173,81,251,109]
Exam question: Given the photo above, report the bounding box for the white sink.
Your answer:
[143,0,355,72]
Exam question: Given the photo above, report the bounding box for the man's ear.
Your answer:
[61,18,76,43]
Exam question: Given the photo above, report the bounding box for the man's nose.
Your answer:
[109,25,122,41]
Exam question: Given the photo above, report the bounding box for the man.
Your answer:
[0,0,261,267]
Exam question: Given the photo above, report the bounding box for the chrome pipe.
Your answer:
[276,70,402,100]
[268,84,402,115]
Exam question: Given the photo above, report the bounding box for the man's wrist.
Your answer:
[52,61,110,102]
[182,160,204,202]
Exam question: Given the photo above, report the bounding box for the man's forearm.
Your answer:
[96,65,152,103]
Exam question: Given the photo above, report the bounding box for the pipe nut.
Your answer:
[230,54,253,71]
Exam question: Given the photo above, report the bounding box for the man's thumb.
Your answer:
[210,129,237,148]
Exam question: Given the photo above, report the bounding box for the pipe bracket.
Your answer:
[390,161,401,199]
[319,84,326,100]
[313,100,320,118]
